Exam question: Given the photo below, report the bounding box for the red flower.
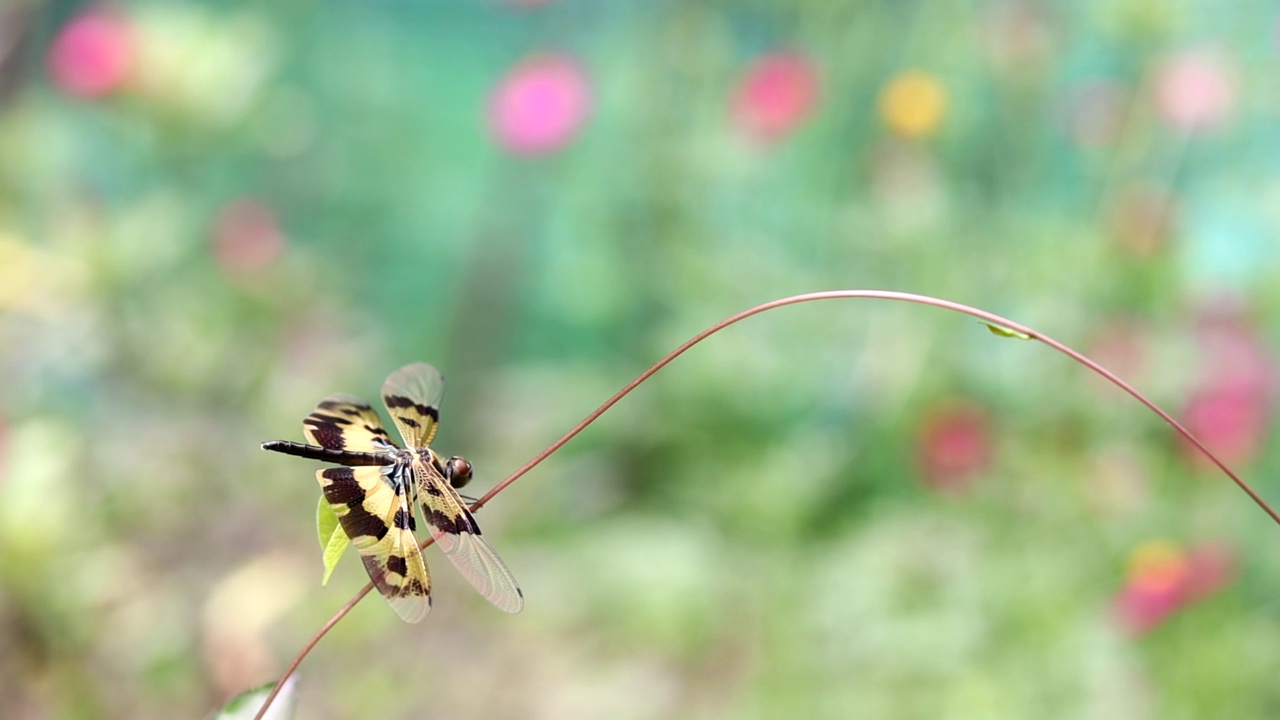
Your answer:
[731,52,819,143]
[915,400,991,493]
[47,7,134,99]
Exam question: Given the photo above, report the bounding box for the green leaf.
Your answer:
[316,495,350,586]
[212,677,298,720]
[981,322,1034,340]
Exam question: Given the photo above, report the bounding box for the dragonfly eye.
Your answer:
[446,456,473,488]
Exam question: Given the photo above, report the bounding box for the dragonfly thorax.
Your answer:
[403,448,472,488]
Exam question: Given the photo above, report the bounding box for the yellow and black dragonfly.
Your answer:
[263,363,523,622]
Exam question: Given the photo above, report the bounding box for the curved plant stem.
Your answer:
[252,289,1277,719]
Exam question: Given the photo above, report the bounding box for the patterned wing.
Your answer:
[317,464,432,622]
[303,393,398,452]
[381,363,445,449]
[415,459,524,613]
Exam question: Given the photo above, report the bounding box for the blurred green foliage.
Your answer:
[2,1,1280,718]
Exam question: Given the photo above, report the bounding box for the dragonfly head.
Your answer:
[445,455,473,489]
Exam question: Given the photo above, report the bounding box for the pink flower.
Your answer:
[1181,386,1267,469]
[1154,50,1237,132]
[212,199,285,276]
[915,400,991,493]
[731,52,819,143]
[47,7,134,99]
[1114,577,1185,635]
[1180,310,1274,469]
[1114,540,1236,634]
[489,53,591,156]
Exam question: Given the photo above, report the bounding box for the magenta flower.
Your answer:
[731,52,819,143]
[915,399,991,493]
[1154,49,1237,133]
[489,53,591,156]
[1114,540,1236,634]
[212,199,285,276]
[47,7,134,99]
[1114,575,1184,635]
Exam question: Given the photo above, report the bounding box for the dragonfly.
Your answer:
[262,362,523,621]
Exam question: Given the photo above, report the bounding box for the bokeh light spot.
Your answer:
[47,8,134,99]
[212,199,286,276]
[489,53,591,156]
[879,71,947,139]
[1116,539,1236,634]
[1154,49,1237,132]
[1067,80,1130,148]
[1127,539,1188,594]
[916,399,990,494]
[731,51,820,143]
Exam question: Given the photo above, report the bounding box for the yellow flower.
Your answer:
[878,71,947,138]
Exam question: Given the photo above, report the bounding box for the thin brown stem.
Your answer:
[249,585,376,719]
[252,289,1277,720]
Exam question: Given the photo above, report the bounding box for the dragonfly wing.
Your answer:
[415,460,524,613]
[303,393,398,453]
[317,464,431,622]
[380,363,446,448]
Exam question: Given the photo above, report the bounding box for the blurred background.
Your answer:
[2,0,1280,718]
